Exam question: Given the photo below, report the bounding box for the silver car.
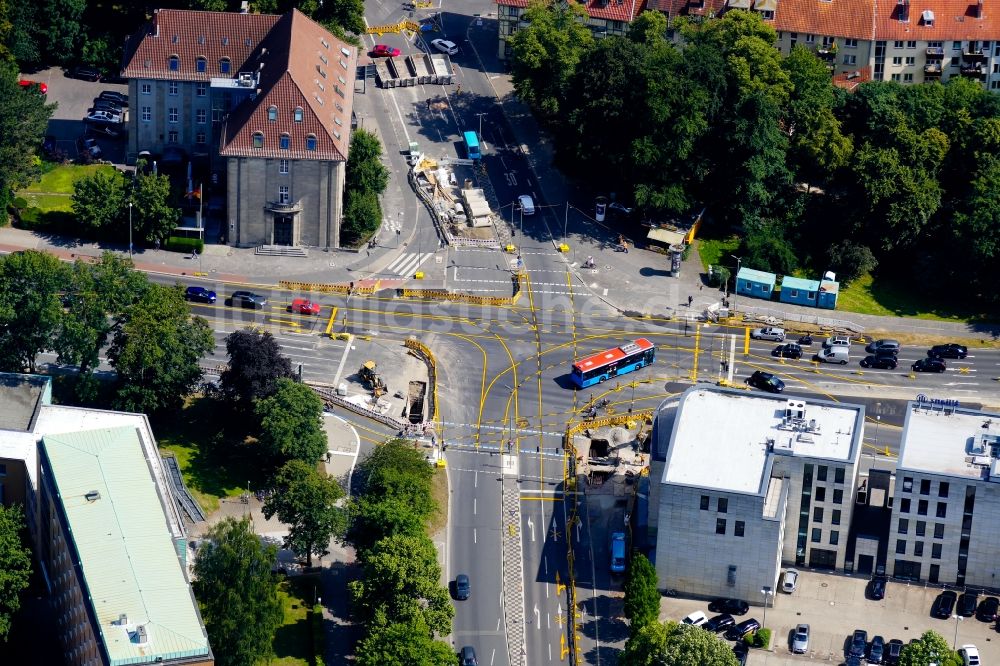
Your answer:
[782,568,799,593]
[751,326,785,342]
[791,623,809,653]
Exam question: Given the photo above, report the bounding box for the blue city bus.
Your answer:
[570,338,655,389]
[463,130,481,160]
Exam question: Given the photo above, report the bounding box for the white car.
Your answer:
[682,610,707,627]
[518,194,535,216]
[84,110,122,124]
[959,645,981,666]
[822,335,850,348]
[751,327,785,342]
[431,38,458,55]
[781,568,799,593]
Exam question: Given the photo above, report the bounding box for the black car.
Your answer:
[455,574,470,600]
[929,343,968,359]
[976,596,999,622]
[702,613,736,633]
[884,639,904,665]
[86,123,125,139]
[861,354,898,369]
[849,629,868,657]
[957,592,978,617]
[868,635,885,664]
[98,90,129,106]
[184,286,217,304]
[708,598,750,616]
[912,358,946,373]
[68,65,102,81]
[931,590,957,619]
[868,576,887,600]
[745,371,785,393]
[732,641,748,666]
[90,99,123,113]
[726,618,760,640]
[772,343,803,359]
[865,339,900,355]
[227,291,267,309]
[459,646,477,666]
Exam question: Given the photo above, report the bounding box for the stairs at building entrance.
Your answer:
[255,245,308,257]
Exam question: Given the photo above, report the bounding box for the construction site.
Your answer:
[408,149,502,247]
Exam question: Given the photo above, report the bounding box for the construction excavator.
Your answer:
[359,360,387,398]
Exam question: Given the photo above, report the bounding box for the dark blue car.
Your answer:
[184,286,216,304]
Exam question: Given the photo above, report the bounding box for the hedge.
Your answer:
[749,627,771,649]
[164,236,204,254]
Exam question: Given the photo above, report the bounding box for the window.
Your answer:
[196,109,206,124]
[834,468,845,484]
[929,40,942,47]
[169,55,179,71]
[898,518,909,535]
[844,55,857,65]
[900,498,910,513]
[916,521,926,537]
[252,132,264,149]
[993,81,1000,90]
[141,106,151,122]
[220,58,231,74]
[904,73,914,82]
[305,135,317,150]
[735,521,745,537]
[936,502,947,518]
[914,541,924,557]
[141,83,151,95]
[279,134,290,150]
[196,82,207,97]
[931,543,942,559]
[815,487,826,502]
[905,56,915,65]
[953,40,962,50]
[169,81,178,95]
[934,523,945,539]
[805,34,815,44]
[196,56,207,73]
[894,40,904,48]
[896,539,906,554]
[167,130,178,143]
[829,530,839,545]
[716,518,727,535]
[700,495,710,510]
[168,107,178,123]
[902,477,913,492]
[845,38,858,47]
[294,107,304,122]
[717,498,728,513]
[907,40,916,48]
[196,132,206,144]
[938,482,949,498]
[832,510,841,525]
[892,56,903,65]
[279,159,289,174]
[817,466,828,482]
[833,489,843,504]
[278,185,290,204]
[814,507,824,522]
[268,106,278,121]
[811,528,822,543]
[918,500,928,515]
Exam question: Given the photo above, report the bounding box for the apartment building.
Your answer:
[122,8,357,249]
[654,387,864,602]
[889,402,1000,587]
[496,0,648,59]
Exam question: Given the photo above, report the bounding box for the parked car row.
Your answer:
[931,589,1000,623]
[847,630,902,665]
[184,286,325,315]
[682,598,758,665]
[83,90,129,138]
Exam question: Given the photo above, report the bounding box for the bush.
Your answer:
[749,628,771,648]
[12,198,27,211]
[164,236,204,254]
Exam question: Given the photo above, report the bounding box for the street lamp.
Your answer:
[730,255,742,313]
[475,112,487,140]
[760,586,772,630]
[875,415,881,455]
[128,201,133,258]
[953,613,963,649]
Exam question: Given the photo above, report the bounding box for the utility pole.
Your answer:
[731,254,742,313]
[564,200,569,242]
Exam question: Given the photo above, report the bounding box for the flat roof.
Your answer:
[737,267,777,286]
[663,388,863,494]
[781,276,820,291]
[898,403,1000,480]
[42,426,210,664]
[0,373,49,432]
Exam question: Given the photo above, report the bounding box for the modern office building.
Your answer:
[653,387,865,602]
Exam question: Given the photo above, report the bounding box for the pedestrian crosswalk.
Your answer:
[383,252,433,277]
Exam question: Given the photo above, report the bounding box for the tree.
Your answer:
[219,328,293,409]
[345,129,389,195]
[108,283,214,414]
[132,169,180,245]
[621,621,738,666]
[316,0,366,41]
[0,504,32,641]
[0,67,53,212]
[263,460,346,566]
[623,553,660,632]
[355,617,456,666]
[352,439,436,523]
[825,240,877,284]
[0,250,69,372]
[193,518,284,666]
[348,495,428,553]
[72,169,126,236]
[255,378,327,463]
[743,223,798,276]
[42,0,85,64]
[341,188,381,245]
[349,533,454,636]
[899,630,962,666]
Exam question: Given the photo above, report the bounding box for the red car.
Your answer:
[19,79,47,94]
[289,298,321,315]
[371,44,401,58]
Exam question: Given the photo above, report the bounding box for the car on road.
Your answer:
[751,326,785,341]
[958,592,978,617]
[868,635,885,664]
[849,629,868,657]
[226,291,267,309]
[431,38,458,55]
[518,194,535,215]
[868,576,886,600]
[885,639,904,665]
[912,357,947,373]
[185,286,216,303]
[455,574,470,600]
[97,90,128,106]
[78,136,101,159]
[19,79,47,94]
[929,343,968,359]
[84,110,123,124]
[289,298,321,315]
[781,568,799,593]
[708,598,750,616]
[931,590,957,619]
[975,596,998,622]
[865,339,900,354]
[459,645,478,666]
[732,641,748,666]
[702,613,735,633]
[791,623,810,653]
[726,618,760,640]
[746,370,785,393]
[959,644,981,666]
[823,335,851,348]
[68,65,102,81]
[861,354,898,369]
[682,611,707,627]
[370,44,401,57]
[772,343,802,359]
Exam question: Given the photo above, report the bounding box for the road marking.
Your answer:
[384,252,433,277]
[474,528,477,544]
[521,496,560,501]
[474,497,477,515]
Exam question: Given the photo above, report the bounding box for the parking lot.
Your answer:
[661,570,999,664]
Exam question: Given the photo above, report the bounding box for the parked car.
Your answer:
[975,596,999,622]
[431,38,458,55]
[865,339,900,354]
[772,343,802,359]
[958,592,978,617]
[861,354,898,369]
[751,326,785,342]
[726,618,760,640]
[959,644,981,666]
[97,90,129,106]
[868,576,887,600]
[86,122,125,139]
[931,590,958,619]
[454,574,470,600]
[518,194,536,215]
[791,623,810,654]
[89,99,123,114]
[732,641,748,666]
[702,613,735,633]
[869,635,885,664]
[289,298,321,315]
[823,335,851,348]
[708,598,750,616]
[459,646,478,666]
[849,629,868,657]
[68,65,102,81]
[370,44,401,57]
[77,136,101,159]
[226,291,267,309]
[682,611,707,627]
[912,358,947,373]
[781,568,799,593]
[884,639,904,665]
[84,110,123,124]
[929,343,968,359]
[745,370,785,393]
[18,79,47,94]
[184,286,216,304]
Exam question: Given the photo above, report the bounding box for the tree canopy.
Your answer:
[0,504,32,641]
[255,378,327,463]
[355,616,456,666]
[0,250,69,373]
[220,328,293,410]
[262,459,346,566]
[342,129,389,245]
[899,630,962,666]
[620,621,738,666]
[623,553,660,632]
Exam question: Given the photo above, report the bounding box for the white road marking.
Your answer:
[384,252,433,277]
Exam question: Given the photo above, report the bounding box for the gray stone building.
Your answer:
[122,8,356,249]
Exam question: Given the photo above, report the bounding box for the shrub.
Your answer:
[12,198,27,211]
[750,628,771,648]
[165,236,204,254]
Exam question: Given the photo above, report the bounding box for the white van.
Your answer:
[815,346,849,364]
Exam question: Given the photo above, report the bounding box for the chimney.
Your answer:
[977,0,984,18]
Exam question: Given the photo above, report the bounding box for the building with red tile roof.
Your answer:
[123,8,357,249]
[496,0,648,59]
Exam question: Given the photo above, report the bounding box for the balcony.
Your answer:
[924,62,942,77]
[925,46,944,58]
[816,47,837,61]
[962,48,986,61]
[960,63,986,78]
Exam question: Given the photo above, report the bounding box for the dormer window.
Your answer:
[220,57,231,74]
[196,57,207,73]
[268,105,278,121]
[252,132,264,149]
[294,107,304,122]
[168,55,180,71]
[280,134,290,149]
[305,135,317,151]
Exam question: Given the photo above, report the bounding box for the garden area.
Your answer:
[15,163,116,229]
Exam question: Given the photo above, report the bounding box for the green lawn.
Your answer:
[20,163,116,197]
[272,576,322,666]
[837,273,996,323]
[696,236,741,271]
[15,163,117,228]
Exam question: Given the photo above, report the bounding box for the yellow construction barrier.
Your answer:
[400,288,522,307]
[279,280,381,295]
